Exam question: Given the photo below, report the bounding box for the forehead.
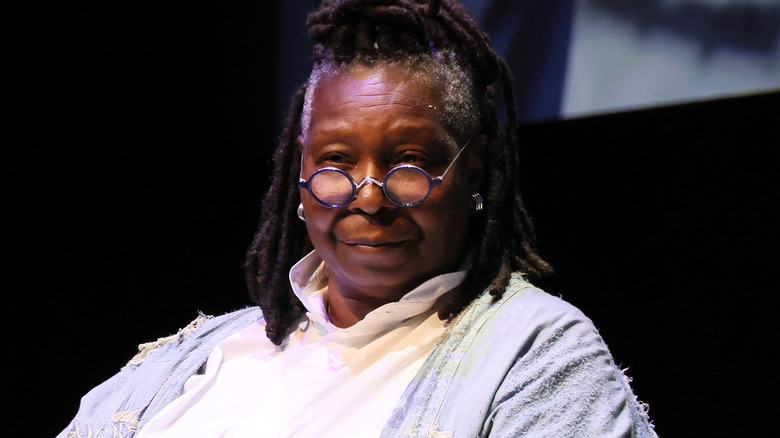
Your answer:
[310,65,443,125]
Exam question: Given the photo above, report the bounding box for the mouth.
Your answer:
[342,238,408,248]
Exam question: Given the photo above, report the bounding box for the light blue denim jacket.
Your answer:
[59,274,657,437]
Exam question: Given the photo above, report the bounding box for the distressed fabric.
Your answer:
[382,274,657,438]
[59,275,657,437]
[58,309,262,438]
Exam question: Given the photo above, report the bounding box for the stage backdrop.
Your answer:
[277,0,780,124]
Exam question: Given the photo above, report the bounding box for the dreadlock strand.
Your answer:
[245,84,309,344]
[426,0,442,17]
[432,3,500,90]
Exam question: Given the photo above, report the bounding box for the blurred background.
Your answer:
[6,1,778,436]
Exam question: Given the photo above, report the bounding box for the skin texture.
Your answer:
[298,64,484,327]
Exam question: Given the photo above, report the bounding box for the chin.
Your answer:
[337,262,429,293]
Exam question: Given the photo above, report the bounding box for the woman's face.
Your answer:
[299,64,483,309]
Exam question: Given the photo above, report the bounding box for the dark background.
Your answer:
[6,2,778,436]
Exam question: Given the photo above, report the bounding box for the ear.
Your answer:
[297,135,305,153]
[465,134,486,193]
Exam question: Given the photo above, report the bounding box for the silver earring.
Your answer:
[297,203,305,222]
[471,193,483,212]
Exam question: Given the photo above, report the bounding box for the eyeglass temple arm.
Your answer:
[435,136,474,184]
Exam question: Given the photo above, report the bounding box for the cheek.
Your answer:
[416,190,473,252]
[301,197,335,245]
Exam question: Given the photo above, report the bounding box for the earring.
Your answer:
[297,203,305,222]
[471,193,483,212]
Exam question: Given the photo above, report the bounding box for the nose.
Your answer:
[348,172,395,214]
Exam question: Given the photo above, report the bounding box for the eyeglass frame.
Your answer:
[298,137,474,208]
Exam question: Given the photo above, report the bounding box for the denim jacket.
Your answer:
[59,274,657,437]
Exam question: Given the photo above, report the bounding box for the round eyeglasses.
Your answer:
[299,138,473,208]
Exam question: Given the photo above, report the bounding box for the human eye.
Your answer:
[315,148,353,167]
[322,153,346,164]
[394,150,429,167]
[400,152,422,164]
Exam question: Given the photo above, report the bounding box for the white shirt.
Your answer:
[136,251,467,438]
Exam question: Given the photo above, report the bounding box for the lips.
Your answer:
[342,237,409,247]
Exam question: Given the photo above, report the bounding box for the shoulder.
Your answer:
[479,275,658,437]
[410,276,657,436]
[463,273,593,341]
[476,275,616,392]
[126,307,263,367]
[57,307,264,438]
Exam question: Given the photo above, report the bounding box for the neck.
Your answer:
[325,277,400,328]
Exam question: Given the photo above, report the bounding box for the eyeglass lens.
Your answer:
[384,167,431,205]
[310,170,355,207]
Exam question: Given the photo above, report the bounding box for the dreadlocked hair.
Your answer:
[245,0,552,345]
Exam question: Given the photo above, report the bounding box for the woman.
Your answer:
[59,0,657,436]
